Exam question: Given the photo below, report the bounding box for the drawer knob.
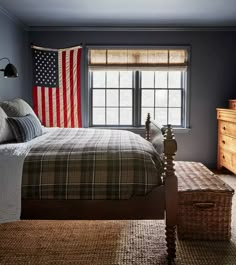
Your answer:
[222,155,225,159]
[223,126,226,130]
[222,140,225,144]
[193,202,215,209]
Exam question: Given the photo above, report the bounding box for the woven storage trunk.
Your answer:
[175,161,234,241]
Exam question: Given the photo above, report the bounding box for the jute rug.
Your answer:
[0,175,236,265]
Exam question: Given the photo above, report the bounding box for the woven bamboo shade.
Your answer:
[89,49,188,70]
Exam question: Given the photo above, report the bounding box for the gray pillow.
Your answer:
[0,107,14,143]
[0,98,41,124]
[7,114,43,143]
[150,120,164,155]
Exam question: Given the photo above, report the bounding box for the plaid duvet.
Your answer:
[22,128,163,200]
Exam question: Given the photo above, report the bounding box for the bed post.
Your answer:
[145,114,178,261]
[163,125,178,261]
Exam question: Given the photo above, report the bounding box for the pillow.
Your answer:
[0,107,15,143]
[0,98,41,124]
[7,114,43,142]
[150,120,164,155]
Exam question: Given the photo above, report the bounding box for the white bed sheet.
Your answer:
[0,127,57,223]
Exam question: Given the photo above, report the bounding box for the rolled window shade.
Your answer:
[89,49,188,70]
[169,50,187,64]
[108,50,128,64]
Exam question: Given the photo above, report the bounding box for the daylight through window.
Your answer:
[88,48,189,127]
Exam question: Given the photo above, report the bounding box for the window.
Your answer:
[91,70,133,126]
[141,70,184,126]
[88,48,189,128]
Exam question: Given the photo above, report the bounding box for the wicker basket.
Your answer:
[175,161,234,241]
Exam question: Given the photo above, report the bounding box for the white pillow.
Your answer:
[0,107,14,143]
[0,98,41,124]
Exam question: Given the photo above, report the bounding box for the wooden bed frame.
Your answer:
[21,113,178,261]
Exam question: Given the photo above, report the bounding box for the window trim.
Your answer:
[85,45,191,129]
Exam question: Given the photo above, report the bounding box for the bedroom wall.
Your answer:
[29,29,236,168]
[0,9,31,103]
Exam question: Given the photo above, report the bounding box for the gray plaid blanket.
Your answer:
[22,128,163,200]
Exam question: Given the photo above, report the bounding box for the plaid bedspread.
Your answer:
[22,128,163,200]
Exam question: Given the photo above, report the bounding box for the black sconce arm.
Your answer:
[0,57,18,78]
[0,57,10,71]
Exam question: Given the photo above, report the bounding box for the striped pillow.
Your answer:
[7,114,42,142]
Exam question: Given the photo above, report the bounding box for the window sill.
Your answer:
[172,127,191,133]
[89,126,191,134]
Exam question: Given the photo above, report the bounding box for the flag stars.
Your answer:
[33,49,58,87]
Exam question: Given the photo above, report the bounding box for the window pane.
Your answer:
[107,71,119,88]
[93,90,105,107]
[120,90,132,107]
[168,71,181,88]
[107,108,118,125]
[120,108,132,125]
[93,71,105,88]
[155,71,168,88]
[169,90,181,107]
[120,71,132,88]
[155,90,168,107]
[107,89,119,107]
[141,108,154,125]
[141,71,154,88]
[155,108,167,126]
[169,108,181,125]
[93,108,105,125]
[142,90,154,107]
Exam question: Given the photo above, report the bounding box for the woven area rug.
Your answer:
[0,175,236,265]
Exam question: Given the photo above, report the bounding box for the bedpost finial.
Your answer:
[145,113,151,129]
[165,124,174,140]
[145,113,151,141]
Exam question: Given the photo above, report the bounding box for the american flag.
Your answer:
[32,45,82,128]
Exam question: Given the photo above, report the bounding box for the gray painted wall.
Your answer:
[29,30,236,168]
[0,3,235,169]
[0,10,31,103]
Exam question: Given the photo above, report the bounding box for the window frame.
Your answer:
[89,71,135,127]
[140,70,185,127]
[85,45,191,130]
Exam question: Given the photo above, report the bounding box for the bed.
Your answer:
[20,114,178,260]
[0,99,177,261]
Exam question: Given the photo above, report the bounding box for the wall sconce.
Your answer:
[0,57,18,78]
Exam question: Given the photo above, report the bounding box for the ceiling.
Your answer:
[1,0,236,28]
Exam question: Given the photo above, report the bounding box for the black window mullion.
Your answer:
[134,71,141,127]
[89,71,92,126]
[91,72,96,127]
[154,71,156,120]
[105,72,107,125]
[118,72,121,126]
[167,71,170,125]
[181,71,184,127]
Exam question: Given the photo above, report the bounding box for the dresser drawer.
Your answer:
[218,148,236,174]
[218,120,236,138]
[217,108,236,123]
[218,134,236,153]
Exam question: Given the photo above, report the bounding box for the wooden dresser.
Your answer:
[217,107,236,174]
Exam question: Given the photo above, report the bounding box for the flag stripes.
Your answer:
[32,46,82,128]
